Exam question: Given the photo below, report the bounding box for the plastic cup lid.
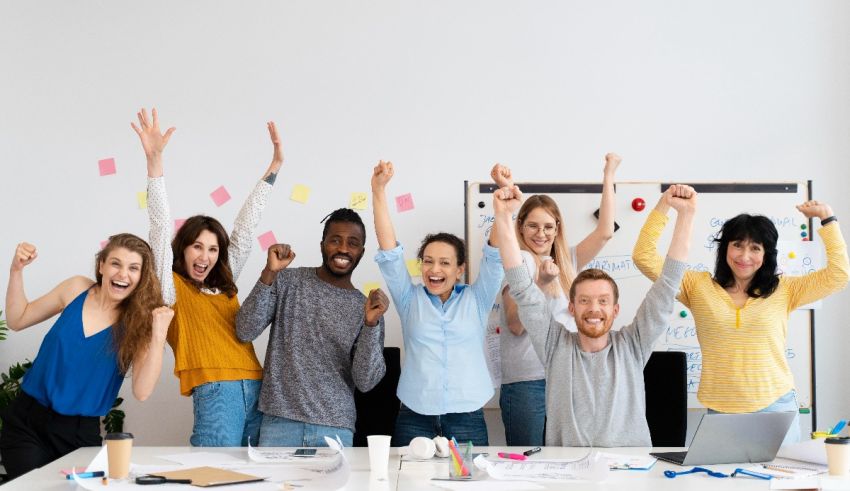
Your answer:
[825,437,850,444]
[105,432,134,440]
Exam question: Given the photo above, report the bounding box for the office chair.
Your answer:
[644,351,688,447]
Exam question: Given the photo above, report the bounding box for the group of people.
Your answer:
[1,107,847,480]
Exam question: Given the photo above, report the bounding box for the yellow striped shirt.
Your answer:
[633,210,849,412]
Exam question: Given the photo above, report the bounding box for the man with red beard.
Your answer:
[236,208,389,447]
[492,184,696,446]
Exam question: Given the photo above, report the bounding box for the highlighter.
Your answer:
[498,452,527,461]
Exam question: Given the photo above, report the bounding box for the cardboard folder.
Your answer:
[150,466,266,487]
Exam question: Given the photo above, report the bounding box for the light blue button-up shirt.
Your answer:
[375,242,504,415]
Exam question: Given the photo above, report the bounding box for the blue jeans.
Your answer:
[258,415,353,447]
[392,404,488,448]
[708,389,800,445]
[500,379,546,447]
[190,379,262,447]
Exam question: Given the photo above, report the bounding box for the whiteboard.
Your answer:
[466,181,816,416]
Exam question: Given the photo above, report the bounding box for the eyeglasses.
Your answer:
[522,223,558,237]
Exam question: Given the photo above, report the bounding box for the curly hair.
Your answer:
[712,213,780,298]
[516,194,576,295]
[321,208,366,243]
[95,233,163,374]
[417,232,466,266]
[171,215,237,297]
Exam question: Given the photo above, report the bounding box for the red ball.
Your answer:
[632,198,646,212]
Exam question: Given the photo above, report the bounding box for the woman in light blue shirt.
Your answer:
[371,161,504,447]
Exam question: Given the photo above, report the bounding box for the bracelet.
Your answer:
[821,216,837,226]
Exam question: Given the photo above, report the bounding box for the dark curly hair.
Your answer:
[712,213,779,298]
[417,232,466,266]
[321,208,366,243]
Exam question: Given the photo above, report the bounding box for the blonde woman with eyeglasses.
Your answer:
[491,154,620,447]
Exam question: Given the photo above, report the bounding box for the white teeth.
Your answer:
[429,276,444,282]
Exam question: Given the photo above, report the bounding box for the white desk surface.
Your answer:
[0,446,815,490]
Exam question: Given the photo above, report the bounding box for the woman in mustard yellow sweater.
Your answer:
[132,108,282,446]
[633,185,849,443]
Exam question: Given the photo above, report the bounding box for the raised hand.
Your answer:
[266,244,296,272]
[796,200,833,221]
[371,160,394,190]
[130,108,176,159]
[364,288,390,327]
[151,306,175,342]
[665,184,697,215]
[493,185,523,216]
[604,153,622,175]
[490,163,514,188]
[267,121,284,174]
[538,258,560,288]
[11,242,37,272]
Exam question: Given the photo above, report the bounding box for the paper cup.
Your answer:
[825,437,850,477]
[367,435,392,480]
[105,432,134,479]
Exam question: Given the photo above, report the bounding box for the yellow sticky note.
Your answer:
[788,251,796,259]
[406,258,421,277]
[349,192,368,210]
[137,191,148,209]
[362,281,381,296]
[290,184,311,204]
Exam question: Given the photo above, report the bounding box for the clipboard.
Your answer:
[149,466,266,487]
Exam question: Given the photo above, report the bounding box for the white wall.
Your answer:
[1,0,848,445]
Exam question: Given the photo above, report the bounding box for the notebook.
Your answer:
[651,411,796,466]
[148,466,266,487]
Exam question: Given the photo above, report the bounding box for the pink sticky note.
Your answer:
[100,240,109,250]
[210,186,231,207]
[174,218,187,232]
[98,158,116,176]
[395,193,415,213]
[257,230,277,251]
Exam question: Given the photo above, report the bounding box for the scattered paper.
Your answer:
[777,438,829,465]
[98,158,116,176]
[136,191,147,209]
[598,452,657,470]
[395,193,414,212]
[349,192,368,210]
[158,451,247,466]
[432,481,544,490]
[257,231,277,251]
[210,185,232,206]
[290,184,311,204]
[362,281,382,297]
[473,452,608,482]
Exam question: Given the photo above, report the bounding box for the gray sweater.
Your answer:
[236,267,386,431]
[505,257,686,447]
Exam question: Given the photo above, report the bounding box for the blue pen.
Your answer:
[732,468,772,480]
[66,471,105,480]
[831,420,847,435]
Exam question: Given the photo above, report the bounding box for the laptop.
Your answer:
[651,411,796,466]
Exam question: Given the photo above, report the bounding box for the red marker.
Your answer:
[498,452,527,461]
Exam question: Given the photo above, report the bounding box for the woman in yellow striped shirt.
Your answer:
[633,185,849,443]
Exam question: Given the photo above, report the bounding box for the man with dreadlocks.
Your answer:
[236,208,389,447]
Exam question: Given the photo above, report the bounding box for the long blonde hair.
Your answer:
[515,195,576,295]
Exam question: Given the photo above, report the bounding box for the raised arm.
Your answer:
[130,306,174,401]
[575,153,620,267]
[665,184,696,262]
[633,186,676,283]
[5,243,93,331]
[371,160,397,251]
[487,164,513,249]
[492,185,524,269]
[236,243,295,342]
[351,288,389,392]
[133,108,177,306]
[228,122,284,280]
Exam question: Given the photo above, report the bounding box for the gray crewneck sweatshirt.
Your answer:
[504,257,686,447]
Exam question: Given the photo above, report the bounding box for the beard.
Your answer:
[575,316,613,339]
[320,250,363,278]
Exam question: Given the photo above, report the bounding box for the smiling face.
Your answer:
[421,241,465,302]
[320,221,365,278]
[98,247,144,301]
[183,229,220,283]
[726,239,765,284]
[569,279,619,340]
[519,206,558,256]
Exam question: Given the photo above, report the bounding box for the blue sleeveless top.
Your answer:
[22,289,125,416]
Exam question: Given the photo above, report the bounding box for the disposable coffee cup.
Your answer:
[105,432,134,479]
[367,435,392,480]
[825,437,850,477]
[409,437,436,459]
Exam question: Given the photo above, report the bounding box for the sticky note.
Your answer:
[406,258,421,277]
[349,192,368,210]
[210,186,231,207]
[362,281,381,297]
[98,158,116,176]
[788,251,796,259]
[174,218,186,232]
[100,240,109,249]
[395,193,414,213]
[136,191,147,209]
[257,231,277,251]
[290,184,311,204]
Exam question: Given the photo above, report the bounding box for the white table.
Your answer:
[0,446,806,490]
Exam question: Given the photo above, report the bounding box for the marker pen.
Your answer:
[498,452,527,461]
[523,447,542,456]
[66,471,105,480]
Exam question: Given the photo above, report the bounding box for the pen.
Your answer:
[831,420,847,435]
[523,447,542,457]
[732,468,772,480]
[762,465,794,474]
[498,452,527,461]
[66,471,105,480]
